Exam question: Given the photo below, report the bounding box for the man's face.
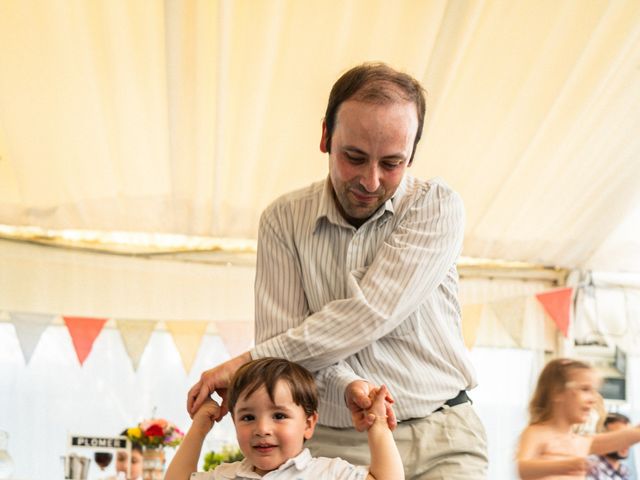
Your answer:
[321,99,418,227]
[605,421,631,459]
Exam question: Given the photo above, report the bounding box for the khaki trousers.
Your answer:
[306,402,488,480]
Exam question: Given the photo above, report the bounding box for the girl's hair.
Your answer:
[528,358,593,425]
[228,357,318,418]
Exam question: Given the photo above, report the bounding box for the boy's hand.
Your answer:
[192,398,222,434]
[345,380,397,431]
[366,385,393,427]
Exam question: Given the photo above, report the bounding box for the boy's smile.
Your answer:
[233,380,318,475]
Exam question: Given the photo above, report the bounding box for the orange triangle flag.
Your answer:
[535,287,573,337]
[63,316,108,365]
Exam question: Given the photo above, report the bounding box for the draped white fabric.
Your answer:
[2,2,640,478]
[1,1,640,271]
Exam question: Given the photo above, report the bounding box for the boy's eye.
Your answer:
[240,414,255,422]
[273,412,287,420]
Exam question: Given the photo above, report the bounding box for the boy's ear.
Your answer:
[304,412,319,440]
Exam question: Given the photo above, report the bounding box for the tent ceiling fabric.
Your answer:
[1,1,639,272]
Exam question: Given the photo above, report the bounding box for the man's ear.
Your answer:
[304,411,319,440]
[320,121,329,153]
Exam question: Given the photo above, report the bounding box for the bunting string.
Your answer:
[0,286,577,367]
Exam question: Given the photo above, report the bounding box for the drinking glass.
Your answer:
[94,451,114,470]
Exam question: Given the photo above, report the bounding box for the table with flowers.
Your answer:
[124,418,184,480]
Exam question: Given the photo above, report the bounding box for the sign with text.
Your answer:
[69,435,129,449]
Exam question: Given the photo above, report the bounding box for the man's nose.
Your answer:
[359,164,381,193]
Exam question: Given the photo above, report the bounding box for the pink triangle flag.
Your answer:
[215,321,254,358]
[63,316,108,365]
[535,287,574,337]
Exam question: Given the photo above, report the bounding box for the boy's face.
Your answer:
[233,379,318,476]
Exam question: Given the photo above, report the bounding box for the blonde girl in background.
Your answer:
[516,358,640,479]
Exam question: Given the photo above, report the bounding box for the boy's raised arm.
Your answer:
[166,399,220,480]
[365,385,404,480]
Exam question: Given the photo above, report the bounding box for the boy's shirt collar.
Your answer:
[216,448,312,478]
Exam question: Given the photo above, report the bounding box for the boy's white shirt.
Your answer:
[190,448,367,480]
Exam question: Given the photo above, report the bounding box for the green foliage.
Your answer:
[202,445,244,471]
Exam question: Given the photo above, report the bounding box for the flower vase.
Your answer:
[142,449,165,480]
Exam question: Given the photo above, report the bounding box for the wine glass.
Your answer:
[94,451,113,471]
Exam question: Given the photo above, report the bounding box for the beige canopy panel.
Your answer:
[1,0,639,272]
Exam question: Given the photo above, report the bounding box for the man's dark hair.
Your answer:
[604,412,631,428]
[228,357,318,417]
[323,62,427,165]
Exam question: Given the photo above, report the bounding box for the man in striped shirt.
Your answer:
[188,63,488,479]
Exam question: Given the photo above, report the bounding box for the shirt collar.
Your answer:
[220,449,313,479]
[314,175,404,232]
[598,455,630,475]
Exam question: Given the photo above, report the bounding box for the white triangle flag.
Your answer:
[165,321,209,374]
[488,297,526,347]
[116,319,157,370]
[9,311,55,364]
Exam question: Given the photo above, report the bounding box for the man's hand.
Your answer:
[187,352,251,418]
[345,380,397,431]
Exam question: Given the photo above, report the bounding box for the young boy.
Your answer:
[166,357,404,479]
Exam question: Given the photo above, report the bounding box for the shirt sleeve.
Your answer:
[314,361,364,412]
[251,200,310,346]
[253,182,465,372]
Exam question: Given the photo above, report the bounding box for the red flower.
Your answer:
[144,424,164,438]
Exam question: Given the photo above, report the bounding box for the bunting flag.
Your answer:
[165,321,209,374]
[488,296,527,347]
[116,319,157,370]
[215,320,254,357]
[535,287,573,337]
[475,302,520,348]
[63,316,108,365]
[461,304,483,349]
[9,311,55,364]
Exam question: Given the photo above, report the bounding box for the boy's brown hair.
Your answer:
[228,357,318,417]
[528,357,593,425]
